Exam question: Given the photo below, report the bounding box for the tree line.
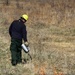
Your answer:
[5,0,22,8]
[5,0,19,7]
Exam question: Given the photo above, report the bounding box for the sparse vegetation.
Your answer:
[0,0,75,75]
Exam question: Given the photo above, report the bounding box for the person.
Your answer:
[9,14,29,66]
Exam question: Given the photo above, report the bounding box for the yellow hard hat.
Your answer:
[21,14,28,21]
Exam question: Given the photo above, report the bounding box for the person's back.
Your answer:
[9,19,27,41]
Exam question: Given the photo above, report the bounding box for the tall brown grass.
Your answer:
[0,0,75,75]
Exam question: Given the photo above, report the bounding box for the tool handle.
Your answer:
[28,53,32,60]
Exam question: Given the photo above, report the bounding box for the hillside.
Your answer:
[0,0,75,75]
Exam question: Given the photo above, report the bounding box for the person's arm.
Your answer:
[22,25,27,42]
[9,23,13,37]
[22,25,29,46]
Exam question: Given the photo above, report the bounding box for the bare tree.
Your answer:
[16,0,23,9]
[16,0,20,8]
[5,0,9,5]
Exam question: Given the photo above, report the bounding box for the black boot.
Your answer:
[11,60,17,66]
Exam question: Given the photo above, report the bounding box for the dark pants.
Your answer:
[10,38,22,66]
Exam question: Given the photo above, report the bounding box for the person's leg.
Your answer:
[10,39,17,66]
[17,47,22,63]
[16,40,22,63]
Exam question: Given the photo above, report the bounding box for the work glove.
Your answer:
[24,42,29,47]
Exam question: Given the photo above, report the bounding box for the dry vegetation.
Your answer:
[0,0,75,75]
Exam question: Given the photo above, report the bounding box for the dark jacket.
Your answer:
[9,19,27,42]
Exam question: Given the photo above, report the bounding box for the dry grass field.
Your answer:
[0,0,75,75]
